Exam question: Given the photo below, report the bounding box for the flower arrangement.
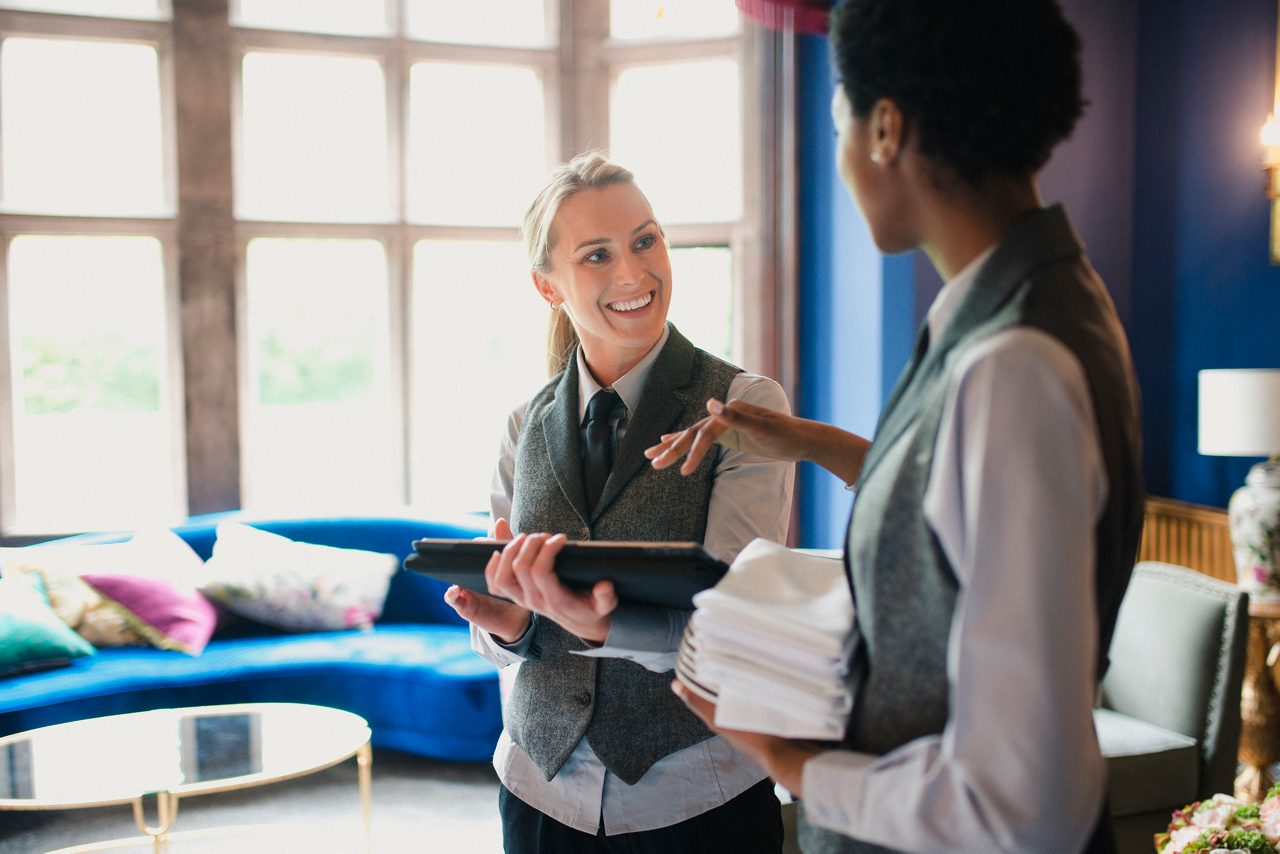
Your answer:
[1156,786,1280,853]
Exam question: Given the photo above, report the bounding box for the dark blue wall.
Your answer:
[1131,0,1280,505]
[795,0,1278,547]
[796,33,867,548]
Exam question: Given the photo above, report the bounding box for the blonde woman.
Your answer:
[445,152,794,854]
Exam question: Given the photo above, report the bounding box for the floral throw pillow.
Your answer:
[200,522,397,632]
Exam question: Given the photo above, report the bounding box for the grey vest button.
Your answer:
[579,527,590,538]
[576,691,592,706]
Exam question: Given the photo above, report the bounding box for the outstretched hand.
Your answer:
[645,398,813,475]
[646,398,872,486]
[443,517,531,644]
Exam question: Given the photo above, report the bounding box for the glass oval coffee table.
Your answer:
[0,702,372,853]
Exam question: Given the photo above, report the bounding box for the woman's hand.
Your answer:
[646,399,808,474]
[444,517,532,644]
[444,584,532,644]
[488,517,515,540]
[671,680,823,796]
[484,532,619,644]
[646,398,871,485]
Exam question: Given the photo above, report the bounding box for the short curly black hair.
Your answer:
[829,0,1085,189]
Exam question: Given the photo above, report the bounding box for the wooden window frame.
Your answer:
[0,0,793,534]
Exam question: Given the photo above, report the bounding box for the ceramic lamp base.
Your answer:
[1230,459,1280,599]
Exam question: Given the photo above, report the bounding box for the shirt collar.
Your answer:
[926,244,997,342]
[575,324,670,422]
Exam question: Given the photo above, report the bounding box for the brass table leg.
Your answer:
[358,742,373,853]
[132,790,180,853]
[1237,613,1280,801]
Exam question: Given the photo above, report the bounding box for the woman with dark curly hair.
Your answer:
[650,0,1143,851]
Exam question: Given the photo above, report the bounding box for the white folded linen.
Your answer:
[675,538,858,739]
[714,684,848,740]
[703,659,853,713]
[691,538,855,655]
[691,612,852,677]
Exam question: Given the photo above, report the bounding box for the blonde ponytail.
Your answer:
[546,307,579,377]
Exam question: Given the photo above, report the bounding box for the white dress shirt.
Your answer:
[800,247,1111,852]
[477,327,796,835]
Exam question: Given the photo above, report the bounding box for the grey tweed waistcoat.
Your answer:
[801,207,1143,854]
[507,324,741,786]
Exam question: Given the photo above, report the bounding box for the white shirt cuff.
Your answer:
[799,749,879,834]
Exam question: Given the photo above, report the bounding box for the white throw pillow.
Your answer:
[0,528,205,588]
[200,522,397,632]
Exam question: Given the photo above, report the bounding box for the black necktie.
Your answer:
[583,389,622,513]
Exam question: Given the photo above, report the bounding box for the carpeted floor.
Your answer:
[0,748,502,854]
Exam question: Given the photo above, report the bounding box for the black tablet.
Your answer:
[404,538,729,610]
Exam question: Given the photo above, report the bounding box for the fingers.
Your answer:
[647,436,695,472]
[443,584,468,615]
[680,419,723,476]
[492,517,514,541]
[487,532,563,612]
[590,579,618,617]
[482,532,614,642]
[524,534,570,612]
[445,584,532,642]
[484,535,523,601]
[646,397,775,475]
[644,422,700,468]
[672,680,717,727]
[645,415,725,473]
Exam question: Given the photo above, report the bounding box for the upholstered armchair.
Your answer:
[1096,561,1250,852]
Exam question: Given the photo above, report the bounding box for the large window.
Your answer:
[0,0,769,534]
[0,4,181,534]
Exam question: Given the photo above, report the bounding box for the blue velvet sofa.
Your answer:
[0,514,501,761]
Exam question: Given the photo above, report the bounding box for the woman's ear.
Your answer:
[870,98,905,166]
[531,270,561,308]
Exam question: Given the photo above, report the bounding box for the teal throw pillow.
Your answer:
[0,572,95,676]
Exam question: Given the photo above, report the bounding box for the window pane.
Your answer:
[611,61,741,223]
[611,2,739,40]
[410,240,546,514]
[239,53,389,222]
[234,0,387,36]
[405,0,549,47]
[407,63,546,226]
[242,238,398,512]
[667,246,735,363]
[0,0,167,19]
[6,236,178,532]
[1,39,165,216]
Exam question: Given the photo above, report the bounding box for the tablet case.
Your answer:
[404,538,729,610]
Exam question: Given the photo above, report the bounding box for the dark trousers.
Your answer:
[499,778,784,854]
[1081,799,1117,854]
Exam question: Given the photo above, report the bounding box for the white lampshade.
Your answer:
[1198,369,1280,457]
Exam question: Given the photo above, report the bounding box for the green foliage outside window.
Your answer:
[22,335,159,414]
[256,331,373,405]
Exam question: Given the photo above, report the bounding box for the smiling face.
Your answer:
[533,182,672,381]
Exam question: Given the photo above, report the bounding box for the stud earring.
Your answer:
[871,150,886,166]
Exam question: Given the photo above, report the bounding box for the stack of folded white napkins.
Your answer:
[675,538,857,740]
